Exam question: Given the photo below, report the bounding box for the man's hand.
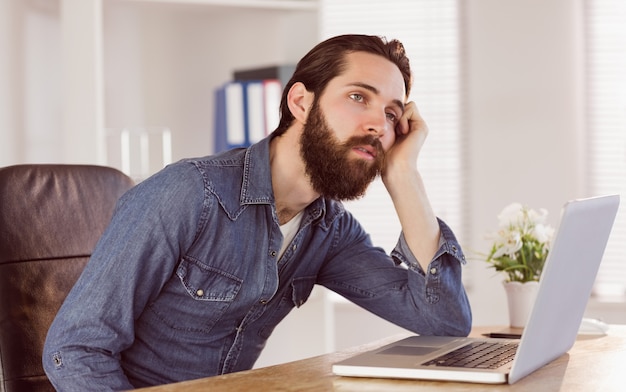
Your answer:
[383,101,429,181]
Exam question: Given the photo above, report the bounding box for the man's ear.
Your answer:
[287,82,314,124]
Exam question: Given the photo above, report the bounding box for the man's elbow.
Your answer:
[438,306,472,337]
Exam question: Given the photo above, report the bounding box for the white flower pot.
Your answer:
[502,281,540,328]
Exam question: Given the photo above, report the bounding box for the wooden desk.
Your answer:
[137,325,626,391]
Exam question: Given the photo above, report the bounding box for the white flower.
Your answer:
[497,203,525,228]
[532,223,554,244]
[491,228,523,259]
[527,207,549,225]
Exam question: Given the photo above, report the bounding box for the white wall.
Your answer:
[464,0,586,325]
[1,0,62,166]
[0,0,18,166]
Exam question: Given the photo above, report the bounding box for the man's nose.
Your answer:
[365,109,389,137]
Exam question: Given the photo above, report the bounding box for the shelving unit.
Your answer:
[61,0,318,167]
[105,0,318,162]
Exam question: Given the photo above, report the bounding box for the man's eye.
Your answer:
[386,112,398,123]
[349,93,364,102]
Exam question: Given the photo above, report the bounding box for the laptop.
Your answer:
[332,194,620,384]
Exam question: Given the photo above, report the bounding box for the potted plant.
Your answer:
[485,203,555,327]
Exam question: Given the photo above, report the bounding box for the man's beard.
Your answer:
[299,101,386,201]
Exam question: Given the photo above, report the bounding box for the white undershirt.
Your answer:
[278,211,304,259]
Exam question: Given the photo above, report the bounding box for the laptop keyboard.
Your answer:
[423,341,519,369]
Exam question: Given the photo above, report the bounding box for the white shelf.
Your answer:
[121,0,318,10]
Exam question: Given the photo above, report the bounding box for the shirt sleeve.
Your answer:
[391,217,467,274]
[318,215,472,337]
[42,162,206,391]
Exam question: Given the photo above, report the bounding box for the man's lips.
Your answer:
[352,145,377,159]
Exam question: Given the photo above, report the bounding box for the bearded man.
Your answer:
[43,34,472,391]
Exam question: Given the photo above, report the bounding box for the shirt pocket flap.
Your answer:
[177,258,243,302]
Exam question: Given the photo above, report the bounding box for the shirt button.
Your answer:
[451,245,457,253]
[196,289,204,296]
[270,250,277,257]
[260,299,268,304]
[430,267,437,275]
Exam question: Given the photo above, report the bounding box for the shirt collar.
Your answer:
[240,136,346,228]
[240,137,275,205]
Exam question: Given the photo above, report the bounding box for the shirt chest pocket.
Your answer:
[148,257,243,334]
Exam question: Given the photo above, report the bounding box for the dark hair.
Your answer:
[273,34,412,136]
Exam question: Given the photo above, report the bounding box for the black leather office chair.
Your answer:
[0,164,134,392]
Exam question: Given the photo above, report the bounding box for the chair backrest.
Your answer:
[0,164,134,392]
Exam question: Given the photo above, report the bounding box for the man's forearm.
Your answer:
[384,165,440,271]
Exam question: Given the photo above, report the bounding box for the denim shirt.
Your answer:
[43,137,471,391]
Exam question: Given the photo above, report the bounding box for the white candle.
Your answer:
[140,130,149,179]
[162,128,172,166]
[121,128,130,175]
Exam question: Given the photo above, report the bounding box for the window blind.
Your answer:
[319,0,464,253]
[585,0,626,297]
